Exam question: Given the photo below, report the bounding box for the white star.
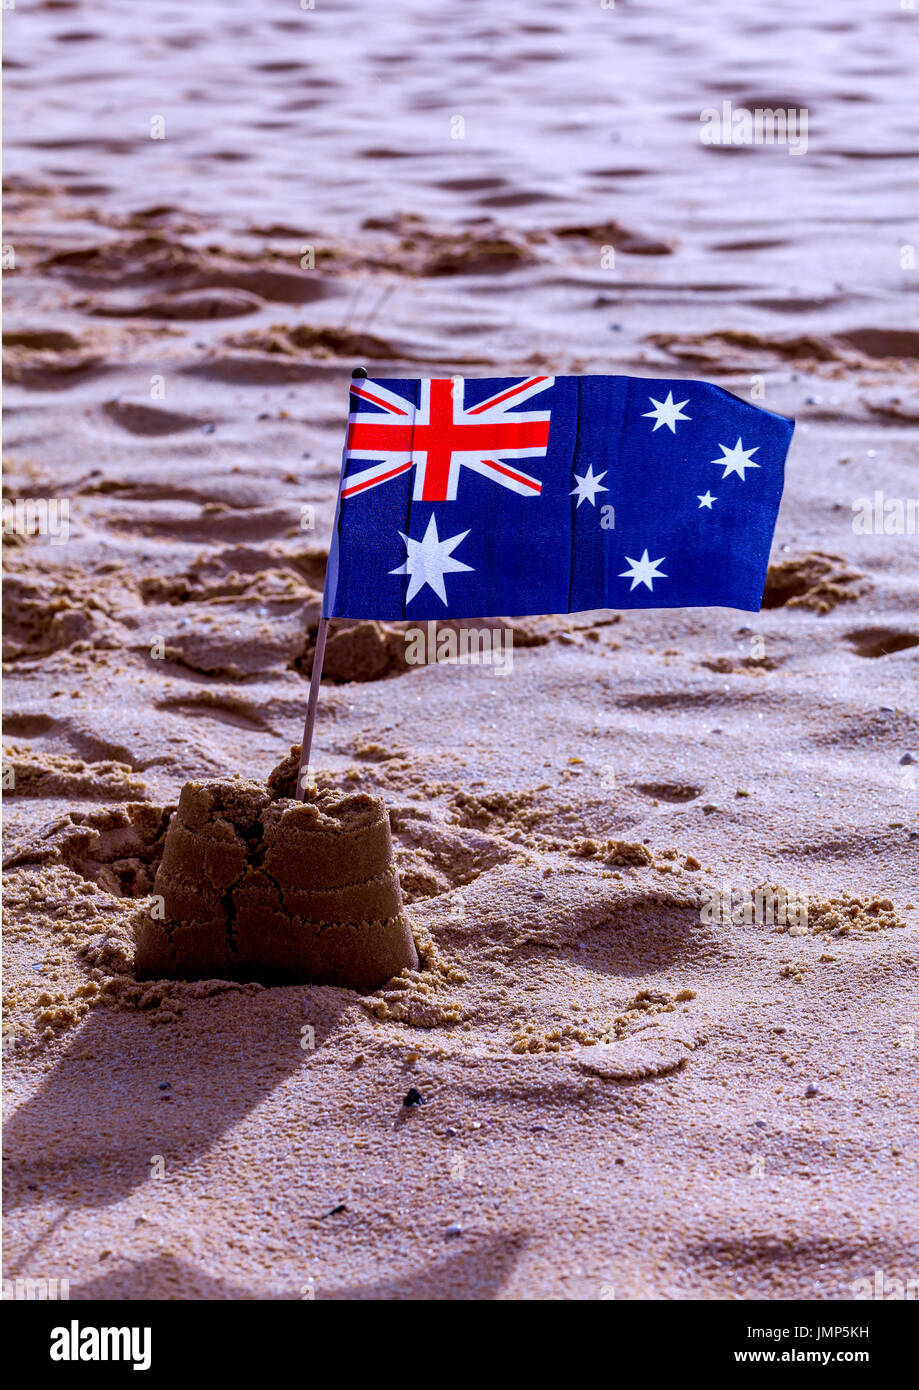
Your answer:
[642,391,691,433]
[619,548,667,592]
[697,491,717,509]
[570,464,608,508]
[389,513,473,605]
[713,437,759,480]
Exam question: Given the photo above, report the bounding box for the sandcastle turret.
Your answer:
[135,761,417,990]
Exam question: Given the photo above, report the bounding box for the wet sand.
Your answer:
[3,0,918,1299]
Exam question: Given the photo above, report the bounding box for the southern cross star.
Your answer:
[570,464,608,508]
[389,513,473,605]
[697,491,717,508]
[712,437,760,480]
[619,549,667,592]
[642,391,691,433]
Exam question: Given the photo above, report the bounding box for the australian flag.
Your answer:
[322,374,794,620]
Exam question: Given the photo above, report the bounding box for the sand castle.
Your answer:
[135,751,418,990]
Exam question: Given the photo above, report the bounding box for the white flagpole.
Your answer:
[296,616,329,799]
[295,367,366,800]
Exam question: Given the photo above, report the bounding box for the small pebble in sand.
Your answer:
[443,1126,458,1138]
[806,1082,820,1097]
[900,753,915,765]
[445,1223,463,1237]
[403,1086,424,1107]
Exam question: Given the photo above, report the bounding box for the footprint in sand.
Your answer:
[42,234,333,305]
[1,751,147,802]
[107,501,301,544]
[5,330,83,351]
[578,1019,706,1082]
[3,802,171,894]
[4,348,109,390]
[154,694,277,735]
[90,289,263,321]
[634,782,702,803]
[145,602,309,679]
[761,552,864,613]
[387,808,512,904]
[845,627,919,659]
[101,399,212,436]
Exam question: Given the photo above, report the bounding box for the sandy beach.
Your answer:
[3,0,918,1301]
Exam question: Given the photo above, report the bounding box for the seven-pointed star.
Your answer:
[570,464,608,508]
[619,548,668,592]
[697,491,717,509]
[713,437,760,480]
[642,391,691,433]
[389,513,474,605]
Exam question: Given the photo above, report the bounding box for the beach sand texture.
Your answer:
[3,0,918,1299]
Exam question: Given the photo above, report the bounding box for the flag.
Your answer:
[322,374,794,620]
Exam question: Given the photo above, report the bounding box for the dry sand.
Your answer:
[3,0,918,1299]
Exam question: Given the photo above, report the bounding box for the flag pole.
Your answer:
[295,367,367,800]
[296,615,328,799]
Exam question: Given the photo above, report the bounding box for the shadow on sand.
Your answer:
[4,985,348,1226]
[64,1231,529,1299]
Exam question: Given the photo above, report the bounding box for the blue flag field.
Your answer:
[322,374,794,620]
